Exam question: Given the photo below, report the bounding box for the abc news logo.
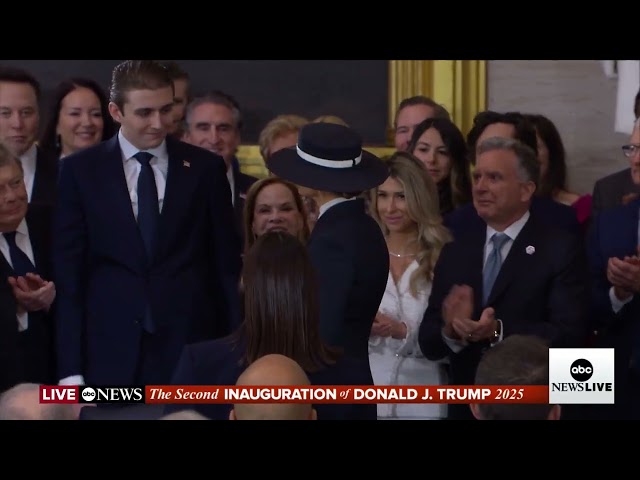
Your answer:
[80,386,145,404]
[549,349,615,404]
[38,385,145,404]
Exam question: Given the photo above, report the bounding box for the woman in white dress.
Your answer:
[368,152,452,420]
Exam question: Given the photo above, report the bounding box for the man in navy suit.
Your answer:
[181,91,257,249]
[419,137,589,420]
[445,110,580,239]
[54,60,241,387]
[268,123,390,364]
[587,196,640,419]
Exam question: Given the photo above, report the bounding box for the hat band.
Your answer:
[296,145,362,169]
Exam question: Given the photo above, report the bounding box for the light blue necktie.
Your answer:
[483,232,510,305]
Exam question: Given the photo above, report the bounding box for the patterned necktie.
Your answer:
[4,231,36,276]
[483,232,510,305]
[134,152,159,262]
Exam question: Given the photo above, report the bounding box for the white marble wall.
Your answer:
[488,60,631,195]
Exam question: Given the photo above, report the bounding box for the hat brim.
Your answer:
[267,147,389,192]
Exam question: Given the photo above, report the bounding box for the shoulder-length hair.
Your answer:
[369,152,452,296]
[39,77,116,157]
[233,231,341,372]
[243,176,310,254]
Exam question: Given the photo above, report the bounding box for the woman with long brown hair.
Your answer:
[165,231,375,420]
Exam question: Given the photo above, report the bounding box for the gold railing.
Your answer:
[239,60,486,178]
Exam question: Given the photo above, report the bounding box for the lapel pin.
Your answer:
[183,160,191,168]
[526,245,535,255]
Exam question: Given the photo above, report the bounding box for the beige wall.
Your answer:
[487,60,631,196]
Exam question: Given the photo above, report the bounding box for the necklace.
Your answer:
[388,251,417,258]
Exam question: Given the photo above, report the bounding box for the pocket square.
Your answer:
[183,160,191,168]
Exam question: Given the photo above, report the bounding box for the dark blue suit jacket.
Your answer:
[420,213,589,419]
[587,197,640,419]
[308,199,389,364]
[444,196,580,240]
[53,135,242,386]
[164,336,376,420]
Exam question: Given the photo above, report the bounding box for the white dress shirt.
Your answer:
[0,218,35,332]
[227,165,235,206]
[443,211,531,352]
[20,144,37,203]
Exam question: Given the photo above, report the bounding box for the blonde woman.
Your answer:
[368,151,452,420]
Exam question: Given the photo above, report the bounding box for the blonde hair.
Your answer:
[369,152,452,296]
[258,114,309,163]
[312,115,349,127]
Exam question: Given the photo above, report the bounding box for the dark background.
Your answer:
[0,60,390,145]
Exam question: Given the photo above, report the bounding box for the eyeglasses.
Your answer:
[622,144,640,157]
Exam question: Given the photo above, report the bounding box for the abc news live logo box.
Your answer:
[549,348,615,404]
[40,385,145,404]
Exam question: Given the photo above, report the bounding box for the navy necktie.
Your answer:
[4,231,36,276]
[134,152,159,262]
[483,232,510,305]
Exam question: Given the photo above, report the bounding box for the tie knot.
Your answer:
[491,232,510,250]
[134,151,154,165]
[4,231,17,245]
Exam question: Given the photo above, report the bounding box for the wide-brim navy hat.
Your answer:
[267,123,389,192]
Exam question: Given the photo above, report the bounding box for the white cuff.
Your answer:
[609,286,633,313]
[59,375,85,386]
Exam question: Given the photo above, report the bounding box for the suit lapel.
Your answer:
[25,207,49,277]
[154,138,198,261]
[102,137,148,270]
[486,215,537,305]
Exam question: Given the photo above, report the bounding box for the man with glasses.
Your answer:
[592,105,640,218]
[587,118,640,419]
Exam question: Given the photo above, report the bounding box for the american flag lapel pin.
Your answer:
[183,160,191,168]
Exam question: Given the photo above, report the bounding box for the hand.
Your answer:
[8,273,56,312]
[451,308,497,343]
[607,256,640,295]
[443,285,474,338]
[371,311,393,337]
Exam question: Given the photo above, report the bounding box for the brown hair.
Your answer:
[109,60,173,111]
[243,177,310,253]
[234,231,341,372]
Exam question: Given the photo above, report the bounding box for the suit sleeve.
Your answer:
[308,232,354,348]
[207,158,242,334]
[53,160,88,380]
[418,244,454,361]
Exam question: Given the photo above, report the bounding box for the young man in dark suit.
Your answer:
[419,137,589,420]
[268,122,390,364]
[181,91,257,249]
[0,66,58,206]
[0,143,56,393]
[54,60,242,387]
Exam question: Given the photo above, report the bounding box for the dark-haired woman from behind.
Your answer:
[39,77,116,161]
[165,231,376,420]
[408,117,472,216]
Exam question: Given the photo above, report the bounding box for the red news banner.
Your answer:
[39,385,549,404]
[145,385,548,404]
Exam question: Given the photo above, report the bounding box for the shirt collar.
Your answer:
[485,210,530,244]
[118,129,167,161]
